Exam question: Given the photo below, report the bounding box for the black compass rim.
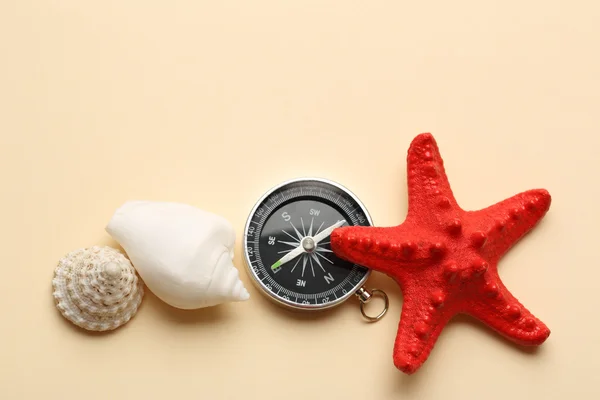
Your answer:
[242,176,374,311]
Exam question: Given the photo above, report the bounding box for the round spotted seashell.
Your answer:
[52,246,144,331]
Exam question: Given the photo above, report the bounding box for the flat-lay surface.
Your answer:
[1,2,599,399]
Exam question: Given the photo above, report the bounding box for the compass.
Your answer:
[243,177,388,321]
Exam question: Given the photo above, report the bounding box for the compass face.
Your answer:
[243,178,372,310]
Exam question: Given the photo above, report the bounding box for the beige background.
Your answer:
[1,1,599,399]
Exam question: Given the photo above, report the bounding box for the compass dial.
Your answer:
[243,178,372,310]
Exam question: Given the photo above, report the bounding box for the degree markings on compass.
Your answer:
[333,196,345,210]
[260,214,269,224]
[340,202,355,217]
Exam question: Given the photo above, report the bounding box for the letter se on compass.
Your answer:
[243,178,373,310]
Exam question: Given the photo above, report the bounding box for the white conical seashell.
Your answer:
[105,200,250,310]
[52,246,144,331]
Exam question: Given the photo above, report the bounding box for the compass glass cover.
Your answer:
[244,179,371,308]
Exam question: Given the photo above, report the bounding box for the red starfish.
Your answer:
[331,133,551,374]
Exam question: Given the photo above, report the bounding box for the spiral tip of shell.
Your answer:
[102,262,122,279]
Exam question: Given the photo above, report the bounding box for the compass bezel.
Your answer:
[242,177,374,312]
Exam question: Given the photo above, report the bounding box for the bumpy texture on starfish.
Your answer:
[331,133,551,374]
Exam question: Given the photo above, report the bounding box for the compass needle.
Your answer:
[312,219,346,245]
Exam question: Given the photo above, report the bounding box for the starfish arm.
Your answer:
[465,275,551,346]
[405,133,460,225]
[466,189,551,262]
[331,225,443,275]
[390,283,453,374]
